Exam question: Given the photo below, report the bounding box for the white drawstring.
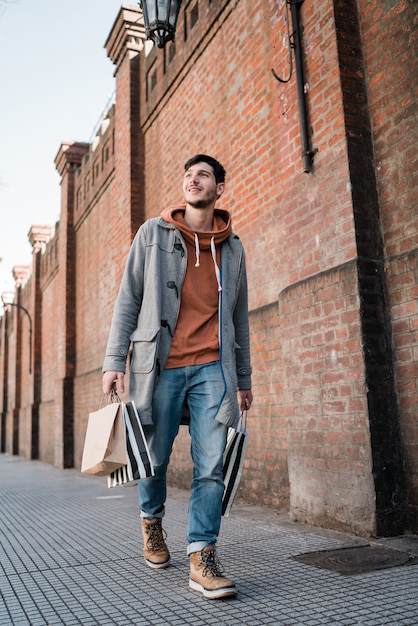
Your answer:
[211,236,222,292]
[193,234,222,291]
[194,233,200,267]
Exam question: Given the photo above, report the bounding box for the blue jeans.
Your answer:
[138,361,227,555]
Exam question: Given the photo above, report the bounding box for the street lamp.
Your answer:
[138,0,183,48]
[1,292,33,374]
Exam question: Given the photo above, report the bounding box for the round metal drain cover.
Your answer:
[293,544,412,575]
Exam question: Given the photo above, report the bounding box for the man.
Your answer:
[102,154,252,599]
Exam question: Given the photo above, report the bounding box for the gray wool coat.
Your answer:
[102,216,252,428]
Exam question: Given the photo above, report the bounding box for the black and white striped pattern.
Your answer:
[222,416,248,517]
[108,402,154,488]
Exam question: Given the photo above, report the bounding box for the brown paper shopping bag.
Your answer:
[81,396,127,476]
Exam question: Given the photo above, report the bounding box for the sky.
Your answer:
[0,0,127,294]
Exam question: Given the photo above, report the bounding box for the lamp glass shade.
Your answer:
[140,0,182,48]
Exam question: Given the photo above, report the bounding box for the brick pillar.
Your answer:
[54,142,89,468]
[334,0,406,536]
[8,266,31,455]
[0,312,7,452]
[28,225,54,459]
[105,5,145,240]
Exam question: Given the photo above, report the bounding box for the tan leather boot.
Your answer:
[141,518,170,569]
[189,545,236,599]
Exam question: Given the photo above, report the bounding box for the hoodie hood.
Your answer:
[161,205,232,291]
[160,205,232,248]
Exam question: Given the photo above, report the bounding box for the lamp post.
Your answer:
[1,293,32,374]
[138,0,183,48]
[271,0,317,173]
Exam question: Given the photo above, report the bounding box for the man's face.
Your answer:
[183,162,224,209]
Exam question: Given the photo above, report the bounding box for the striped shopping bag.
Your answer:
[108,401,154,488]
[222,412,248,517]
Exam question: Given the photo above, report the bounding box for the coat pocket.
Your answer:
[130,328,160,374]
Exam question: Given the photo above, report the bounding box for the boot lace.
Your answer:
[199,549,225,578]
[146,521,167,552]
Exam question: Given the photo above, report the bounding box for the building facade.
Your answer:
[0,1,417,537]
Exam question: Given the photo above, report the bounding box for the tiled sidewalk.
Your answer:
[1,454,418,625]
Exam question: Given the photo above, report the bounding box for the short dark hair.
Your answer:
[184,154,226,184]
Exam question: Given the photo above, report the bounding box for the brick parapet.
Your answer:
[55,142,89,177]
[105,4,145,69]
[28,225,54,251]
[73,104,116,230]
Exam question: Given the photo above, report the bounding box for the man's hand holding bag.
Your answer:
[81,392,126,476]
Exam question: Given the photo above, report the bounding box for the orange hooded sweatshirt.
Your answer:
[161,206,232,368]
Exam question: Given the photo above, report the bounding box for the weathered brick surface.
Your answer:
[280,262,376,534]
[359,0,418,527]
[0,0,416,534]
[387,250,418,517]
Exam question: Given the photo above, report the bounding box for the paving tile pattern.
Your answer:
[1,455,418,625]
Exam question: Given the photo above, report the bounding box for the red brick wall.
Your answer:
[359,0,418,526]
[272,0,358,288]
[280,262,376,534]
[245,302,290,509]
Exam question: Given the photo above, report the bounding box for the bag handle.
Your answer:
[99,388,122,408]
[237,410,247,433]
